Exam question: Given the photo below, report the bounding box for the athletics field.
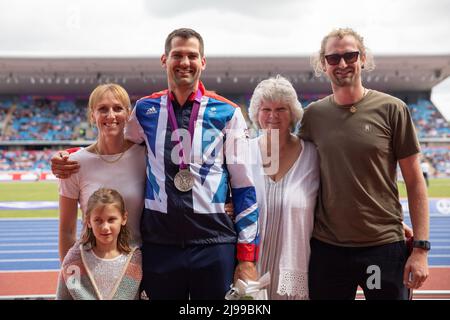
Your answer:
[0,179,450,299]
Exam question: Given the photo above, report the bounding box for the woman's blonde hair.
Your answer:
[80,188,131,254]
[311,27,375,77]
[87,83,131,125]
[248,75,303,130]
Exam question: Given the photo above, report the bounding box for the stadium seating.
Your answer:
[2,95,449,140]
[2,97,87,141]
[409,99,450,138]
[0,95,449,176]
[0,149,54,171]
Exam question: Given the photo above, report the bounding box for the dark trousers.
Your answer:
[308,238,410,300]
[141,243,236,300]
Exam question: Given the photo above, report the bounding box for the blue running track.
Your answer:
[0,216,449,271]
[0,219,81,271]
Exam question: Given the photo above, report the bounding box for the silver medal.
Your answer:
[174,169,194,192]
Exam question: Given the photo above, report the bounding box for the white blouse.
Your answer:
[249,137,319,300]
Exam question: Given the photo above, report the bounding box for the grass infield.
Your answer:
[1,179,449,218]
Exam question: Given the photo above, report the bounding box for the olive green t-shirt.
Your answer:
[299,89,420,246]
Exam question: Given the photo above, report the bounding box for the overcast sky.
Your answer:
[0,0,449,117]
[1,0,450,56]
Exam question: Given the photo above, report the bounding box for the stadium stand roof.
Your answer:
[0,55,449,95]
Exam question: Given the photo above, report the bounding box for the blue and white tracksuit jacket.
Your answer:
[125,82,259,261]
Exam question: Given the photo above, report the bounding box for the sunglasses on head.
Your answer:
[324,51,360,66]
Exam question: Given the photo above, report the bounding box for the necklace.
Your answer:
[333,88,368,113]
[94,142,126,164]
[349,88,368,113]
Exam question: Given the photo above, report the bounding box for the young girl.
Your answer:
[56,188,142,300]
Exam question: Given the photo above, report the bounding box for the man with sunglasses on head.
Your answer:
[299,28,430,300]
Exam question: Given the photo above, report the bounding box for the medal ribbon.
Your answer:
[166,89,202,170]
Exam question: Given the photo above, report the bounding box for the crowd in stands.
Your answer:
[0,96,147,141]
[410,99,450,138]
[0,149,54,171]
[1,145,448,176]
[0,95,449,176]
[0,96,86,141]
[1,95,449,140]
[0,97,88,141]
[422,146,450,177]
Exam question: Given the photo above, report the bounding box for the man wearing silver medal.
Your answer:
[300,28,430,299]
[125,28,260,300]
[174,169,194,192]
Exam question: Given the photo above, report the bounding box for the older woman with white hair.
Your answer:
[248,75,319,300]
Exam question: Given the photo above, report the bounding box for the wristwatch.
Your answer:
[412,240,431,251]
